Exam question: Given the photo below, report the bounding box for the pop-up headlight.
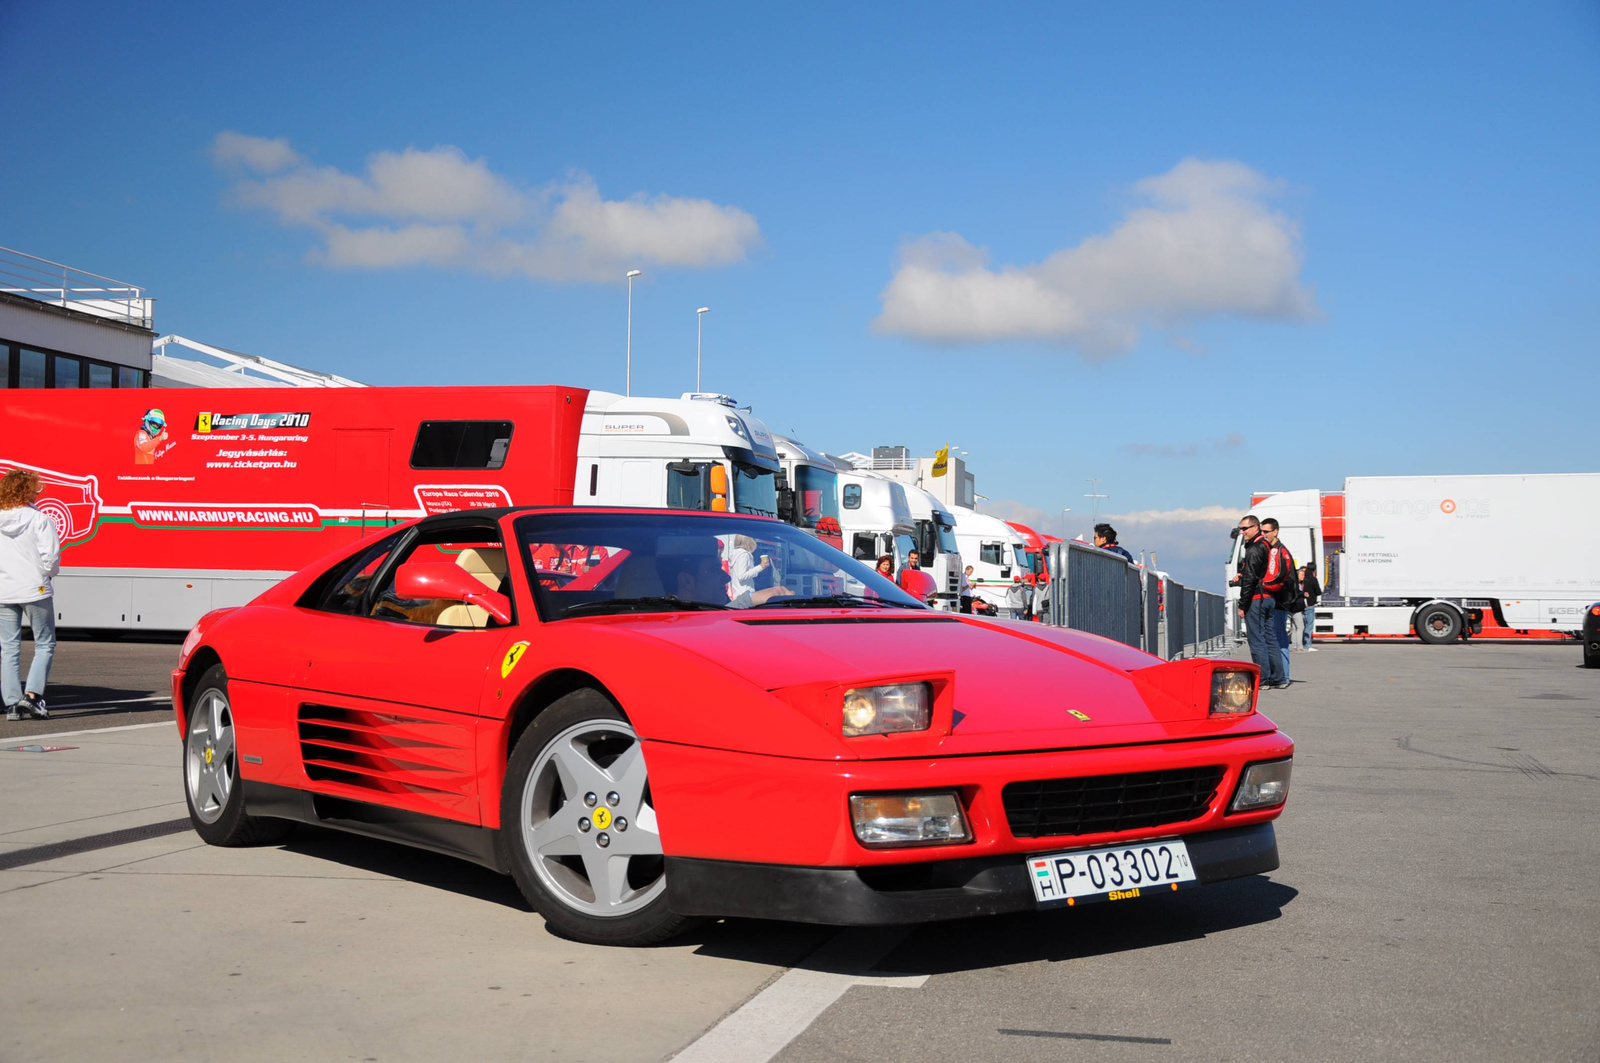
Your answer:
[842,683,931,737]
[1230,759,1292,812]
[1210,669,1256,716]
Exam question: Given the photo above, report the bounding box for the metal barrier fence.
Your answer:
[1045,542,1229,660]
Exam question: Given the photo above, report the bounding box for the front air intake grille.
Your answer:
[1001,765,1226,838]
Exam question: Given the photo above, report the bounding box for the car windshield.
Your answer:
[793,464,840,529]
[515,511,925,621]
[733,462,778,518]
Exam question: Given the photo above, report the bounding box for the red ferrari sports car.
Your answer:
[173,507,1292,946]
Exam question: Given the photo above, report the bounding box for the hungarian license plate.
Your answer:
[1027,838,1196,906]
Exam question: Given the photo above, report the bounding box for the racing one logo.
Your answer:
[1439,499,1457,514]
[0,460,103,545]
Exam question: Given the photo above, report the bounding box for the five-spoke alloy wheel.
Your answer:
[502,689,691,945]
[182,664,294,847]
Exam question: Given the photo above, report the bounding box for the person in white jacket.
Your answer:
[724,534,770,600]
[0,469,61,720]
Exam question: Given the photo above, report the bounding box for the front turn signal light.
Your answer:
[1230,759,1292,812]
[1210,669,1256,716]
[849,792,970,847]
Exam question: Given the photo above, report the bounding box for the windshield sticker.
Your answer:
[501,641,530,678]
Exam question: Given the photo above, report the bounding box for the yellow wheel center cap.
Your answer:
[591,807,612,830]
[204,746,214,766]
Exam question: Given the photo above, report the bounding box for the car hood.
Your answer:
[596,610,1272,756]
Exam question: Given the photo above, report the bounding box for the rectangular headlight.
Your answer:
[842,683,931,737]
[1230,758,1292,812]
[849,792,970,847]
[1210,668,1256,716]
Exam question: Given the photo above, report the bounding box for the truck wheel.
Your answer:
[1414,603,1463,645]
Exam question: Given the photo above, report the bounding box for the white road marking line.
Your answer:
[0,721,174,744]
[51,695,172,709]
[670,927,928,1063]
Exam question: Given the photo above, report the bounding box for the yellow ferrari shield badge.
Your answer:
[591,807,612,830]
[1068,709,1092,722]
[501,641,530,679]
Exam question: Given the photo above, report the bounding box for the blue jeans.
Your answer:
[1272,607,1291,683]
[1,599,55,706]
[1302,603,1315,649]
[1245,597,1282,686]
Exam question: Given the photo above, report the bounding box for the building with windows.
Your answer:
[1,245,154,390]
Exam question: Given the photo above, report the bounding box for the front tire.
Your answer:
[183,664,294,846]
[499,689,690,946]
[1414,603,1463,645]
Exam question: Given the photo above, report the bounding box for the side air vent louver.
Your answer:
[296,704,473,799]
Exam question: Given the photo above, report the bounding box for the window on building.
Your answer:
[54,355,82,387]
[19,349,46,388]
[410,421,513,469]
[88,363,114,388]
[119,366,143,388]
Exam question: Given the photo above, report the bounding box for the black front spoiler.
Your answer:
[665,822,1278,925]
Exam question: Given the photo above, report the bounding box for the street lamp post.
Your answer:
[625,270,642,396]
[696,307,710,391]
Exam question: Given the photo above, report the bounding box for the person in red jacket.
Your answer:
[1260,519,1298,687]
[1233,514,1283,688]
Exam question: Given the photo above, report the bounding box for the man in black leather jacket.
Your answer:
[1233,515,1283,687]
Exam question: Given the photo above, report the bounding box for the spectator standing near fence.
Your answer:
[1259,518,1300,686]
[1299,561,1322,651]
[0,469,60,720]
[1234,515,1284,689]
[1093,524,1134,563]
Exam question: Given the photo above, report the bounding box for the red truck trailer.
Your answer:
[1,385,587,631]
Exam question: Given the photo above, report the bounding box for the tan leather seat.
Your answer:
[437,546,509,628]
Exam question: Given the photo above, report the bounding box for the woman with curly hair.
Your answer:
[0,468,60,720]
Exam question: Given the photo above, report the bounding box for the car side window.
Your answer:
[842,484,862,509]
[980,542,1004,565]
[366,526,512,629]
[312,536,401,616]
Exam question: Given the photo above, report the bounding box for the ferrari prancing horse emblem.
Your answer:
[501,642,530,678]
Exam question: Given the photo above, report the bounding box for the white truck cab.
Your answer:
[902,482,961,610]
[773,435,843,548]
[834,470,917,572]
[951,507,1031,617]
[576,391,780,518]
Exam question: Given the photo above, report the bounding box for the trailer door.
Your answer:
[334,429,392,539]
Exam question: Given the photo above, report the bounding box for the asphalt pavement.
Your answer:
[2,637,1596,1062]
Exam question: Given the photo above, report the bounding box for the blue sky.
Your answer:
[4,2,1597,585]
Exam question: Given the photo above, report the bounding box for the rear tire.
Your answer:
[498,688,692,947]
[183,664,295,846]
[1414,603,1463,645]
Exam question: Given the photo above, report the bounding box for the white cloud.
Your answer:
[874,158,1316,356]
[211,132,760,281]
[209,132,302,174]
[1105,505,1238,524]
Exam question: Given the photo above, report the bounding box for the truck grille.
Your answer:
[1001,765,1226,838]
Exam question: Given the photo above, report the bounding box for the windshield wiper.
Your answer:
[754,594,907,609]
[562,596,730,618]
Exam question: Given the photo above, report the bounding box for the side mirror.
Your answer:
[393,562,513,626]
[898,568,937,604]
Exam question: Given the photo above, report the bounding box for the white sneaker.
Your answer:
[1305,648,1318,653]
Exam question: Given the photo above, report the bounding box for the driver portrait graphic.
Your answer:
[134,409,171,464]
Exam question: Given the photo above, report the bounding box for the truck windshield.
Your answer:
[915,518,959,560]
[792,465,840,529]
[733,462,778,518]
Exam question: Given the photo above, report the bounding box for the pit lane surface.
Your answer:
[3,639,1596,1061]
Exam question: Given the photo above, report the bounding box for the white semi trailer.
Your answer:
[1231,473,1600,643]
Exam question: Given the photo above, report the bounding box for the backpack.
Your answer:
[1273,545,1306,613]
